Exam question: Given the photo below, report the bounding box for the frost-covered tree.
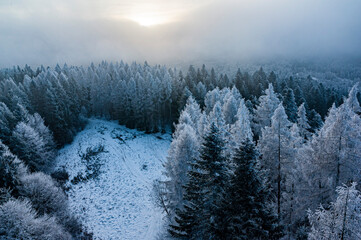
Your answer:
[345,83,361,114]
[204,87,222,114]
[0,102,16,145]
[0,199,72,240]
[170,123,229,239]
[196,112,209,140]
[297,103,311,140]
[26,113,56,157]
[208,101,227,132]
[258,103,297,220]
[11,114,55,173]
[299,95,361,220]
[312,102,360,194]
[283,88,298,123]
[229,99,253,151]
[308,183,361,240]
[0,141,27,197]
[18,172,68,216]
[175,96,202,137]
[222,94,239,125]
[12,122,49,172]
[18,171,84,237]
[195,82,207,104]
[254,84,280,137]
[163,125,200,218]
[308,109,323,132]
[162,96,203,220]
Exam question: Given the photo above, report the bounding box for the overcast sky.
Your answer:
[1,0,361,67]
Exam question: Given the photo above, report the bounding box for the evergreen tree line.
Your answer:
[1,61,353,148]
[160,83,361,239]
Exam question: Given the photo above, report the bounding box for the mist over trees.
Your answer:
[0,61,360,239]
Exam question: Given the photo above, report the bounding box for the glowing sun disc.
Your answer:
[126,12,172,27]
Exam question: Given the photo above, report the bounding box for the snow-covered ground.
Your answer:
[55,119,171,240]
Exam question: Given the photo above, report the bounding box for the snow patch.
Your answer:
[55,119,171,240]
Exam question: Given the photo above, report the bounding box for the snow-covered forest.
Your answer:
[0,61,360,239]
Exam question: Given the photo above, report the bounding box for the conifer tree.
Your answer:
[0,141,27,197]
[258,103,296,220]
[11,120,55,172]
[229,99,253,151]
[308,183,361,240]
[254,84,280,137]
[283,88,298,123]
[0,199,72,240]
[297,103,311,140]
[345,83,361,115]
[208,101,227,137]
[307,109,323,132]
[163,125,200,218]
[222,95,239,125]
[0,102,16,145]
[227,139,282,239]
[169,123,229,239]
[300,100,361,209]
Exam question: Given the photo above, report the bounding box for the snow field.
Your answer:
[55,119,171,240]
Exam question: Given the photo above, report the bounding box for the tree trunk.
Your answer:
[340,185,350,240]
[277,121,281,219]
[336,135,342,187]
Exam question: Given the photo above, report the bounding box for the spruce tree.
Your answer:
[0,141,27,197]
[169,123,229,239]
[282,88,298,123]
[227,139,282,240]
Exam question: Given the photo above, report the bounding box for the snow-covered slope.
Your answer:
[55,119,171,240]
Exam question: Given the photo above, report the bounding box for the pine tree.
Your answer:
[169,123,229,239]
[307,109,323,132]
[227,139,282,239]
[283,88,298,123]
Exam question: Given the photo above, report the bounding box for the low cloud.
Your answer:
[1,0,360,67]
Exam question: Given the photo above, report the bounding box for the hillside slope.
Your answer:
[55,119,171,240]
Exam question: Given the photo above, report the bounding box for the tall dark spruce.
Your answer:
[226,139,283,239]
[169,123,229,239]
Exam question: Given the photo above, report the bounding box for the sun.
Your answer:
[126,12,172,27]
[110,1,205,27]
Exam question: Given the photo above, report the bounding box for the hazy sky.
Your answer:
[1,0,361,67]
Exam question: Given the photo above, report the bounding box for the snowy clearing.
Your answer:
[55,119,171,240]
